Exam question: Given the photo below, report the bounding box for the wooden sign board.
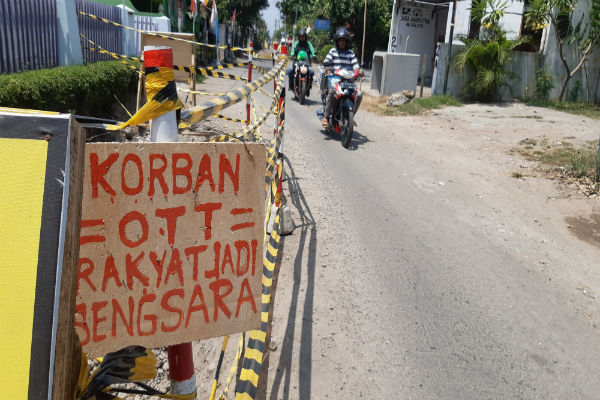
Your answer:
[141,32,195,82]
[77,143,266,356]
[0,110,84,399]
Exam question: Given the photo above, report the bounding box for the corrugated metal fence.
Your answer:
[76,0,122,63]
[0,0,58,74]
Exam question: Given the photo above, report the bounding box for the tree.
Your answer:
[525,0,600,100]
[276,0,393,62]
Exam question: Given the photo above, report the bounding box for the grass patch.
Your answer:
[524,99,600,120]
[388,95,463,116]
[363,94,463,116]
[539,147,598,179]
[512,171,524,179]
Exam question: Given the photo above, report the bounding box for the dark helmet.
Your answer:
[334,27,350,48]
[298,28,307,39]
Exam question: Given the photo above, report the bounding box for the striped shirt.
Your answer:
[323,47,359,71]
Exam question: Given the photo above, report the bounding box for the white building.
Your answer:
[386,0,600,102]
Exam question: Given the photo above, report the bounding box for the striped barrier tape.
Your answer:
[179,58,287,128]
[250,96,262,141]
[80,34,141,72]
[213,114,248,124]
[234,184,282,400]
[81,34,142,62]
[218,333,245,400]
[173,65,247,81]
[257,87,276,99]
[178,88,229,96]
[253,53,274,60]
[78,10,251,52]
[252,64,270,75]
[208,71,285,143]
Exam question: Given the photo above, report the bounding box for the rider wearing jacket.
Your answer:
[287,29,316,91]
[321,27,363,127]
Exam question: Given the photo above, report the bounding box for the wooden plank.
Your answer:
[77,142,267,356]
[0,111,84,399]
[51,118,85,400]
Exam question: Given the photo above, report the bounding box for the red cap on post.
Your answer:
[144,47,174,69]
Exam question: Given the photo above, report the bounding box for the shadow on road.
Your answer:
[258,155,317,400]
[320,128,371,150]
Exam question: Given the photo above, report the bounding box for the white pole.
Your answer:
[387,0,398,53]
[146,46,179,143]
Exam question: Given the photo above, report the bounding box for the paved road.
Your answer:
[261,75,600,400]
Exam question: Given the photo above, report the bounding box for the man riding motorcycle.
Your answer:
[287,29,316,92]
[321,27,362,128]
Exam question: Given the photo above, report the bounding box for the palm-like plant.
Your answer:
[453,34,516,101]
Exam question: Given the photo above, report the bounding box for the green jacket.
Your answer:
[291,40,316,59]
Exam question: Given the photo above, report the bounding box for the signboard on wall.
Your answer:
[76,142,266,356]
[314,19,330,31]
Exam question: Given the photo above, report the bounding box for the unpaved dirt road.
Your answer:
[258,72,600,399]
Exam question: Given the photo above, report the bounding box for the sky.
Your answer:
[261,0,281,36]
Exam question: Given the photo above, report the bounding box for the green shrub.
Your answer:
[318,44,334,62]
[535,67,554,100]
[0,61,138,117]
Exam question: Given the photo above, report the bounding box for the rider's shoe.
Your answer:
[321,117,328,128]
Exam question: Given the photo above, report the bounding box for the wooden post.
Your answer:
[51,118,85,400]
[420,53,427,98]
[136,64,144,112]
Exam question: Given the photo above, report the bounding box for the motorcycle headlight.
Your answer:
[300,66,308,74]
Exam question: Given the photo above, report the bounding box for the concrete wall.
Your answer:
[431,0,600,103]
[540,0,600,102]
[431,42,537,101]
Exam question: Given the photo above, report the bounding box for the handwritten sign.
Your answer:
[76,143,266,356]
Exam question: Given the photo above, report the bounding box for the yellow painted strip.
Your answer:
[249,330,266,342]
[244,348,263,364]
[262,275,272,287]
[235,392,255,400]
[261,311,269,322]
[0,138,48,399]
[238,368,259,386]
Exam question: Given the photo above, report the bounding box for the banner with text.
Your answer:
[76,142,266,356]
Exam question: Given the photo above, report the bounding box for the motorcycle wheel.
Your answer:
[299,81,307,105]
[340,109,354,149]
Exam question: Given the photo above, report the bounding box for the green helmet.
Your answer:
[297,50,308,61]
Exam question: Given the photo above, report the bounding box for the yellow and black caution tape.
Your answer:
[250,96,261,141]
[178,88,229,96]
[81,34,141,73]
[173,65,247,81]
[104,65,182,131]
[208,70,285,143]
[254,53,274,60]
[218,333,245,400]
[257,87,276,99]
[78,10,251,52]
[252,64,270,75]
[204,61,250,70]
[234,202,282,400]
[213,114,248,124]
[179,57,286,128]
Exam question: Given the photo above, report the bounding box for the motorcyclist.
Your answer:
[321,27,362,128]
[287,29,316,92]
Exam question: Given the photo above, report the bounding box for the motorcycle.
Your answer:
[292,60,312,105]
[318,67,359,148]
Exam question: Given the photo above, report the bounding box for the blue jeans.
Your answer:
[287,63,314,89]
